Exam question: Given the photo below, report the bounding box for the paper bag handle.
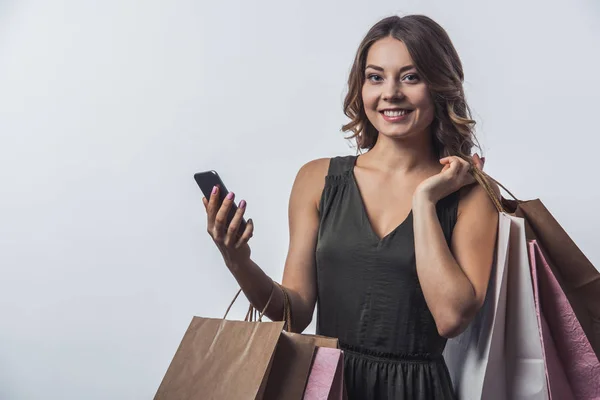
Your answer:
[223,280,293,331]
[223,283,275,322]
[274,281,293,332]
[470,166,520,214]
[244,281,293,331]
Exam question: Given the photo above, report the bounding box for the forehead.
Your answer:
[365,36,413,68]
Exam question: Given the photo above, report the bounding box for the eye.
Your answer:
[366,74,383,83]
[403,73,420,82]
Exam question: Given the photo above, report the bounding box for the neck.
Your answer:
[360,130,439,173]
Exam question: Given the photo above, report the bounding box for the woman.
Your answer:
[202,14,498,399]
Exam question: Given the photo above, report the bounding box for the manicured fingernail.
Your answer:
[239,200,246,209]
[212,186,218,195]
[226,192,234,200]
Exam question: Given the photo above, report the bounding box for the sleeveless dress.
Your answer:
[315,155,458,400]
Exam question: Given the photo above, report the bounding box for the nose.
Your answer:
[382,80,405,102]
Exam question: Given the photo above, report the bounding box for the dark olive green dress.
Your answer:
[315,155,458,399]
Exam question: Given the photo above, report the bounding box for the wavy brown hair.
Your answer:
[342,15,480,159]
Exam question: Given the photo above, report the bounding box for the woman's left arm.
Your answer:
[412,157,499,338]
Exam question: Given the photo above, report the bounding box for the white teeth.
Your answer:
[383,110,410,117]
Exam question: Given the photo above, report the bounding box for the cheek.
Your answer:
[414,92,436,120]
[420,99,435,119]
[426,100,437,122]
[361,86,378,110]
[411,87,433,107]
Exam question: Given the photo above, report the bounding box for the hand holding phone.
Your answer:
[195,170,254,263]
[195,170,247,232]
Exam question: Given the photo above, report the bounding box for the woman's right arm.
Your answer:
[279,158,329,332]
[202,158,329,332]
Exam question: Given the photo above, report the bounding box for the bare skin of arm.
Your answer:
[412,156,499,338]
[202,158,328,332]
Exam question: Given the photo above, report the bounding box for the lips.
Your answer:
[380,109,412,117]
[379,108,413,122]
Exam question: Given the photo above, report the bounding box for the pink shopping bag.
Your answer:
[529,240,574,399]
[529,240,600,399]
[303,347,345,400]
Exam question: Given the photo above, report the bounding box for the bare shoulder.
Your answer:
[294,158,330,189]
[296,158,330,179]
[457,180,501,216]
[291,158,331,208]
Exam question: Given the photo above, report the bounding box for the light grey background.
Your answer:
[1,0,598,398]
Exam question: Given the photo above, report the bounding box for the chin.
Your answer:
[377,128,416,140]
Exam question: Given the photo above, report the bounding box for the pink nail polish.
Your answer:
[226,192,234,200]
[239,200,246,209]
[212,186,218,195]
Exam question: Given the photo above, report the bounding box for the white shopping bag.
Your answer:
[444,213,548,400]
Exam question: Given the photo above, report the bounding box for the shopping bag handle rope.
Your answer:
[274,281,293,331]
[470,167,520,214]
[244,281,293,330]
[223,283,275,322]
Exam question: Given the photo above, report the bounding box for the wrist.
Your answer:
[413,189,438,207]
[223,253,252,272]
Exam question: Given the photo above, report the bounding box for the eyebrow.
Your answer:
[365,64,415,74]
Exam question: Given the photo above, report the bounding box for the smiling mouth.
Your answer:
[380,109,413,117]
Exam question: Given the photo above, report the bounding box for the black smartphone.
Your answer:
[194,170,247,233]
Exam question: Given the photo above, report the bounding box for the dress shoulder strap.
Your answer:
[326,155,357,178]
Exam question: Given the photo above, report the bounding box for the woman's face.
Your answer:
[361,36,435,142]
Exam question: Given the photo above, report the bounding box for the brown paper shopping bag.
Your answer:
[264,332,340,399]
[262,282,341,400]
[156,283,341,400]
[155,288,284,400]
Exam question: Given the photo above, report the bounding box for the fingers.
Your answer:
[213,191,235,243]
[440,156,472,180]
[235,218,254,249]
[206,185,221,228]
[224,199,247,247]
[473,153,485,170]
[204,183,254,253]
[440,156,463,175]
